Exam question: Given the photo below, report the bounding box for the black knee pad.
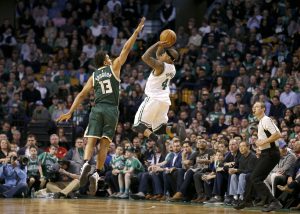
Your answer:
[132,123,148,133]
[154,124,167,135]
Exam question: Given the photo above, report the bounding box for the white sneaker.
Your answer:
[119,193,129,199]
[89,172,99,195]
[113,192,123,198]
[80,162,91,187]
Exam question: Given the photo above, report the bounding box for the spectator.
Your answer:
[110,38,123,57]
[116,147,144,199]
[38,144,59,188]
[159,0,176,30]
[264,141,296,197]
[228,141,257,205]
[82,40,97,59]
[1,121,12,141]
[201,151,225,203]
[11,130,23,147]
[31,100,51,123]
[45,134,67,159]
[192,138,215,202]
[0,151,28,198]
[27,145,42,195]
[7,103,27,131]
[277,140,300,210]
[22,80,41,109]
[64,138,85,175]
[57,128,68,149]
[0,139,10,164]
[131,145,165,200]
[51,100,68,121]
[210,115,228,134]
[225,84,238,105]
[169,141,200,201]
[106,145,125,197]
[106,0,122,13]
[46,160,80,199]
[188,28,202,47]
[18,135,43,157]
[269,96,287,120]
[280,84,299,108]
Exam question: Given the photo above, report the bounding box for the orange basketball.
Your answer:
[160,29,176,47]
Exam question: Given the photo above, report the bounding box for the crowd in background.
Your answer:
[0,0,300,210]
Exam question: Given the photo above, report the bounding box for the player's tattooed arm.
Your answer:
[156,45,164,59]
[142,42,164,74]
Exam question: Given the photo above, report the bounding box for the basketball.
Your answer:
[160,29,176,47]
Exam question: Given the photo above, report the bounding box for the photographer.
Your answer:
[46,160,80,199]
[0,151,28,198]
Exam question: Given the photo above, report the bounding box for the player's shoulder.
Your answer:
[163,62,176,70]
[163,62,176,76]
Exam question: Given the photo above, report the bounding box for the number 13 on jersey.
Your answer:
[99,79,113,94]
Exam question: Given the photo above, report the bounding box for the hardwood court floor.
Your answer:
[0,198,294,214]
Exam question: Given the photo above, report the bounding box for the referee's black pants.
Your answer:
[244,146,280,202]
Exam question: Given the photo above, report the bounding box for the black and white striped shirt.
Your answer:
[257,115,281,150]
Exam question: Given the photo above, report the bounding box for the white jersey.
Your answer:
[145,62,176,105]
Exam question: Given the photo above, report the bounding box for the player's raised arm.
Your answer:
[156,45,165,59]
[56,76,93,122]
[141,41,167,75]
[112,17,145,76]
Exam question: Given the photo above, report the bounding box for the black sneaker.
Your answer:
[261,201,282,212]
[231,199,239,206]
[224,196,233,205]
[130,192,145,200]
[53,192,66,199]
[67,192,78,199]
[233,201,253,210]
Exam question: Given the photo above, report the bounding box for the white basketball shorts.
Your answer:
[133,97,170,131]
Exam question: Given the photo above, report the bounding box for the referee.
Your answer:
[234,101,282,212]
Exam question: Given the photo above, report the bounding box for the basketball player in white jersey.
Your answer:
[133,41,185,142]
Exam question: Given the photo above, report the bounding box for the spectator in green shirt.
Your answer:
[107,146,125,197]
[38,144,58,188]
[27,145,43,194]
[115,147,144,199]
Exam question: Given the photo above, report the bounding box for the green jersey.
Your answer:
[124,157,144,174]
[38,152,58,178]
[93,66,120,106]
[27,157,40,177]
[110,155,125,170]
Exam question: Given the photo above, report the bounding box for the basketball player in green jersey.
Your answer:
[57,18,145,187]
